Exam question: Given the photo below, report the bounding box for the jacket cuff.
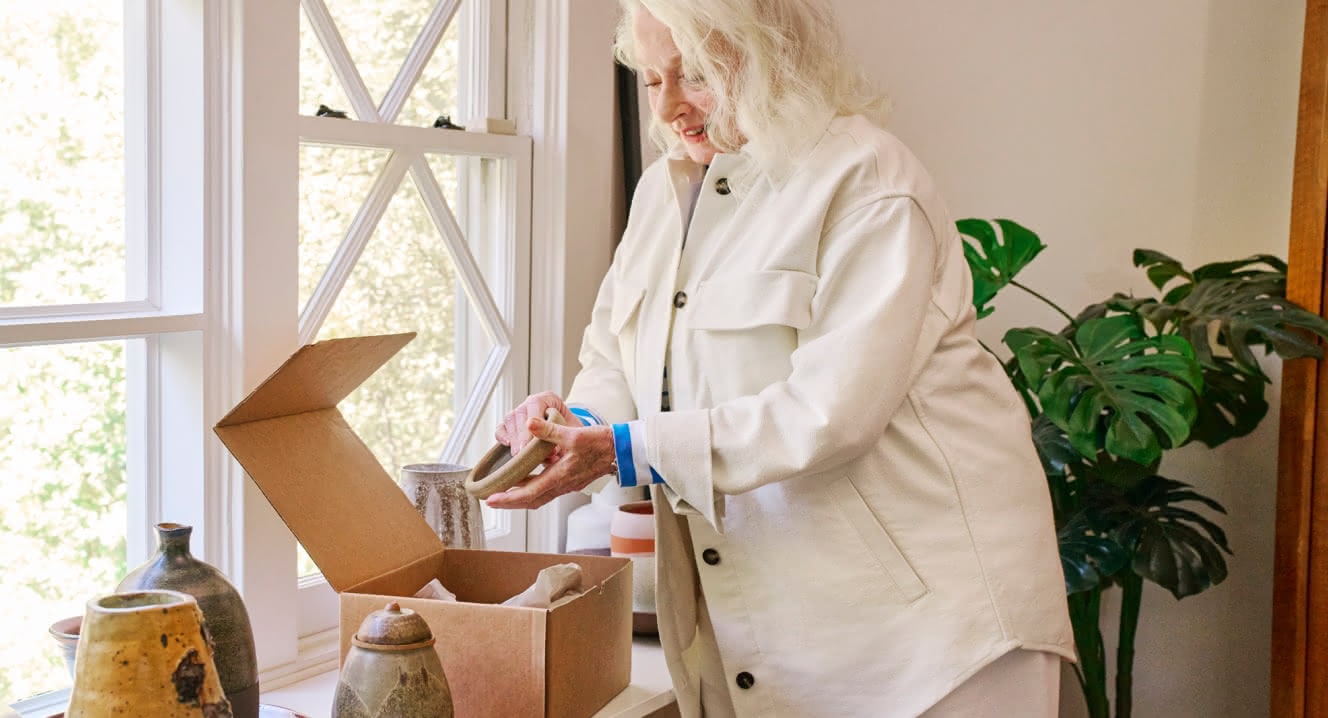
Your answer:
[644,409,724,532]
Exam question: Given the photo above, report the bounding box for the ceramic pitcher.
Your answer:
[400,463,485,549]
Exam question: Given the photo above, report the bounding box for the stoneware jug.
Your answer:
[117,523,259,718]
[400,463,485,549]
[333,602,454,718]
[67,589,233,717]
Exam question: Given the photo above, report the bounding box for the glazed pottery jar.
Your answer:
[610,500,658,635]
[333,602,454,718]
[67,589,232,717]
[400,463,485,549]
[117,523,259,718]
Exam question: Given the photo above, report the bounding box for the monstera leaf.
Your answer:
[1005,314,1203,465]
[1133,249,1287,301]
[1113,476,1231,599]
[958,218,1046,318]
[1120,251,1328,373]
[1058,510,1130,594]
[1075,452,1159,492]
[1031,415,1079,519]
[1116,277,1328,373]
[1188,356,1270,447]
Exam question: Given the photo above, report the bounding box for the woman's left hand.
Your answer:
[485,415,618,510]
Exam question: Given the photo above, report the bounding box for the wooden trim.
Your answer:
[1275,1,1328,716]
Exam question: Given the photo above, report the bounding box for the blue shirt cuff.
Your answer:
[568,405,605,427]
[611,420,665,488]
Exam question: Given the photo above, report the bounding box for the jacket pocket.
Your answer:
[610,285,646,391]
[829,475,928,602]
[611,285,646,335]
[689,270,817,331]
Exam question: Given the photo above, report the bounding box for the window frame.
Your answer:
[6,0,607,708]
[228,0,535,682]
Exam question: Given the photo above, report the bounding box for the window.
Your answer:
[0,0,209,706]
[2,0,531,708]
[290,0,529,636]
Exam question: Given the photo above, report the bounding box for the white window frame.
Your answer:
[8,1,615,709]
[4,1,209,713]
[227,0,536,684]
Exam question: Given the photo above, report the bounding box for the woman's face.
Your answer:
[634,8,719,165]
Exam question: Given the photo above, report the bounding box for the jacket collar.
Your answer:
[660,110,838,195]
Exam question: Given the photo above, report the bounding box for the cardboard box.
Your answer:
[214,333,633,717]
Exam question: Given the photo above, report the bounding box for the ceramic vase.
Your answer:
[333,601,454,718]
[67,589,232,717]
[117,523,259,718]
[566,483,646,555]
[400,463,485,549]
[610,500,658,636]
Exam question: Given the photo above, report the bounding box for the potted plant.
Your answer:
[957,219,1328,718]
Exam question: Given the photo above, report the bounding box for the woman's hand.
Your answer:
[497,392,578,457]
[486,415,617,510]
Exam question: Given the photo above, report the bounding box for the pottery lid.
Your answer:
[354,602,434,646]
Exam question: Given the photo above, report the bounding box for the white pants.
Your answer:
[921,649,1061,717]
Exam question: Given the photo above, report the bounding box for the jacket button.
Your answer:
[673,291,688,308]
[736,671,755,690]
[715,177,731,195]
[702,548,720,565]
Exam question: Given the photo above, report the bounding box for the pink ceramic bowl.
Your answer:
[47,615,81,680]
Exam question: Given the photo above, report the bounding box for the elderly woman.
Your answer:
[488,1,1075,715]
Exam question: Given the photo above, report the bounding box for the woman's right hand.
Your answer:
[497,392,578,456]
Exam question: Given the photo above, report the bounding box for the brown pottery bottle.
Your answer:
[117,522,259,718]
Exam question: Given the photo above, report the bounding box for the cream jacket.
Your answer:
[567,115,1075,718]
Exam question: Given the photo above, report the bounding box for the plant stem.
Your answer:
[1011,279,1078,326]
[1068,588,1111,718]
[1116,573,1144,718]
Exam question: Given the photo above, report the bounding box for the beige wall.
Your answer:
[832,1,1304,715]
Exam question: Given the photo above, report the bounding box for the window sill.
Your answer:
[262,636,675,718]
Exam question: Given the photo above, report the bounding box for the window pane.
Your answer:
[317,172,495,477]
[322,0,442,118]
[299,7,354,118]
[397,8,461,128]
[0,5,126,306]
[0,341,128,699]
[298,143,392,315]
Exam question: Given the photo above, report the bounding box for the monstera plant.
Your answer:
[957,219,1328,718]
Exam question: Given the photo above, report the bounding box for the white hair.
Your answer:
[615,0,886,177]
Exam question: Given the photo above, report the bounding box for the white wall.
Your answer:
[832,1,1304,715]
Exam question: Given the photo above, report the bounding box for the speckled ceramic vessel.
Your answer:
[67,590,233,718]
[118,523,259,718]
[400,464,485,549]
[333,602,453,718]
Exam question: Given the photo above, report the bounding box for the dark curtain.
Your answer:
[617,62,644,210]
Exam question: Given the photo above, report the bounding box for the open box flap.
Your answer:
[214,333,444,591]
